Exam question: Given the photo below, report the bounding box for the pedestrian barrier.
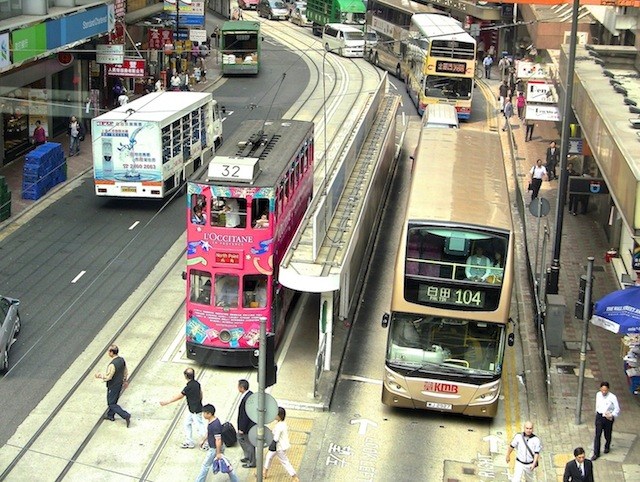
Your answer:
[22,142,67,200]
[0,175,11,221]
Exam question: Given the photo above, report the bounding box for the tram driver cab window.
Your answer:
[190,269,212,305]
[215,274,239,308]
[243,274,268,308]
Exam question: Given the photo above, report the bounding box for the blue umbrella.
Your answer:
[590,286,640,334]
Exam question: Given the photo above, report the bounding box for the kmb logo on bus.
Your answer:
[423,382,458,394]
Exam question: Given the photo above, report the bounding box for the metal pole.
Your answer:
[548,0,581,294]
[534,197,543,279]
[538,225,549,311]
[576,256,594,424]
[256,316,267,481]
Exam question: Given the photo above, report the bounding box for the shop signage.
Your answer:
[164,0,205,26]
[483,0,639,7]
[516,61,552,80]
[97,44,124,64]
[46,4,110,50]
[12,24,47,63]
[525,104,560,122]
[148,29,173,50]
[0,32,10,68]
[189,29,207,42]
[526,80,557,104]
[568,177,610,195]
[114,0,126,21]
[568,137,583,155]
[107,59,147,78]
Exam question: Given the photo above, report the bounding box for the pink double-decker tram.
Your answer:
[185,119,314,366]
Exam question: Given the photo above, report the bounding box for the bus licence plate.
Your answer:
[426,402,452,410]
[121,186,137,193]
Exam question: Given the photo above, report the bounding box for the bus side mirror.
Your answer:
[181,271,187,280]
[381,313,390,328]
[508,332,515,347]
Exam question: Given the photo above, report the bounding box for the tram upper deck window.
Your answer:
[190,269,212,305]
[252,198,270,229]
[210,197,247,228]
[190,194,207,225]
[406,226,507,284]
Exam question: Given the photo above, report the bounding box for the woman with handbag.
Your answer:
[263,407,299,481]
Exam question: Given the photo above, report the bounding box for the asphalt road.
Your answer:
[0,45,308,447]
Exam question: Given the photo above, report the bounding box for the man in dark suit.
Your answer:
[237,379,256,468]
[563,447,594,481]
[546,141,560,180]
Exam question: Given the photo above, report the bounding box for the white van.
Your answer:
[322,23,365,58]
[422,104,460,129]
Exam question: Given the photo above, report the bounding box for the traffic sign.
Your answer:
[248,425,273,448]
[245,392,278,424]
[529,197,550,217]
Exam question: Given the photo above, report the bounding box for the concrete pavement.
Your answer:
[483,58,640,481]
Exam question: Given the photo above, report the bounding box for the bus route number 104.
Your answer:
[420,285,485,308]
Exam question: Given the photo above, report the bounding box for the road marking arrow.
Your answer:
[483,435,502,453]
[350,418,377,436]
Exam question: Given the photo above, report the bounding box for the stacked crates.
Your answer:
[0,175,10,221]
[22,143,67,200]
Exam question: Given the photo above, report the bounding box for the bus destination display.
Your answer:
[418,285,485,308]
[435,60,467,75]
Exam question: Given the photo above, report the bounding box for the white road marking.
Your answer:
[162,325,186,362]
[340,374,383,385]
[129,221,140,230]
[71,271,86,284]
[350,418,378,436]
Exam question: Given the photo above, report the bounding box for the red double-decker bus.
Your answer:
[185,119,314,366]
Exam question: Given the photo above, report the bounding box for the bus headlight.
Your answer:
[469,381,500,405]
[384,370,409,394]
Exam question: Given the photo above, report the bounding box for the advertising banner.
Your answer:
[92,120,162,183]
[148,29,174,50]
[526,80,557,104]
[12,24,47,63]
[525,104,561,122]
[106,58,147,77]
[62,5,110,45]
[97,44,124,64]
[0,32,10,68]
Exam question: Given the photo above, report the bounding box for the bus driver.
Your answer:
[465,246,492,282]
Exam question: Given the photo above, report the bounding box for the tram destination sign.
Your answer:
[418,285,485,308]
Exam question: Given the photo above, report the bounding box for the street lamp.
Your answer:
[547,0,581,294]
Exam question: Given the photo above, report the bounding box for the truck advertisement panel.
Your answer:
[92,120,163,185]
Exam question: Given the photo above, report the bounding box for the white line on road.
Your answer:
[71,271,86,284]
[129,221,140,230]
[162,325,186,362]
[340,374,383,385]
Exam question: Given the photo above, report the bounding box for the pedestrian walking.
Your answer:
[565,162,579,212]
[170,72,182,91]
[528,158,548,202]
[505,421,541,482]
[196,404,239,482]
[482,54,493,79]
[263,407,299,481]
[546,141,560,180]
[563,447,594,482]
[33,120,47,146]
[118,91,129,106]
[145,78,155,94]
[498,80,509,111]
[525,119,535,142]
[488,44,496,60]
[516,92,526,121]
[155,79,164,92]
[94,345,131,427]
[592,381,620,460]
[181,70,191,91]
[160,367,206,449]
[237,379,256,468]
[68,115,83,157]
[498,55,511,82]
[502,97,513,131]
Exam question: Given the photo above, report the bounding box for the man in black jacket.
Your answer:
[95,345,131,427]
[546,141,560,180]
[237,379,256,468]
[563,447,594,481]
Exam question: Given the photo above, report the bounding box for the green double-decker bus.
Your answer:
[220,21,261,75]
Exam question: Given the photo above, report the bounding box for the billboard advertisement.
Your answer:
[12,24,47,63]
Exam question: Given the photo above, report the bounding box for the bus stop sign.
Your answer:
[529,197,551,217]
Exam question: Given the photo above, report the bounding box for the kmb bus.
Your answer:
[403,13,476,120]
[92,92,223,198]
[366,0,441,77]
[381,128,514,417]
[185,119,314,366]
[220,21,261,75]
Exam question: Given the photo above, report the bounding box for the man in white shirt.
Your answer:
[506,421,541,481]
[592,381,620,460]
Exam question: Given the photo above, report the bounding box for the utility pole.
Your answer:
[256,316,267,482]
[576,256,594,424]
[548,0,581,294]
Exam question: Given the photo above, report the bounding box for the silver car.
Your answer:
[0,296,20,374]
